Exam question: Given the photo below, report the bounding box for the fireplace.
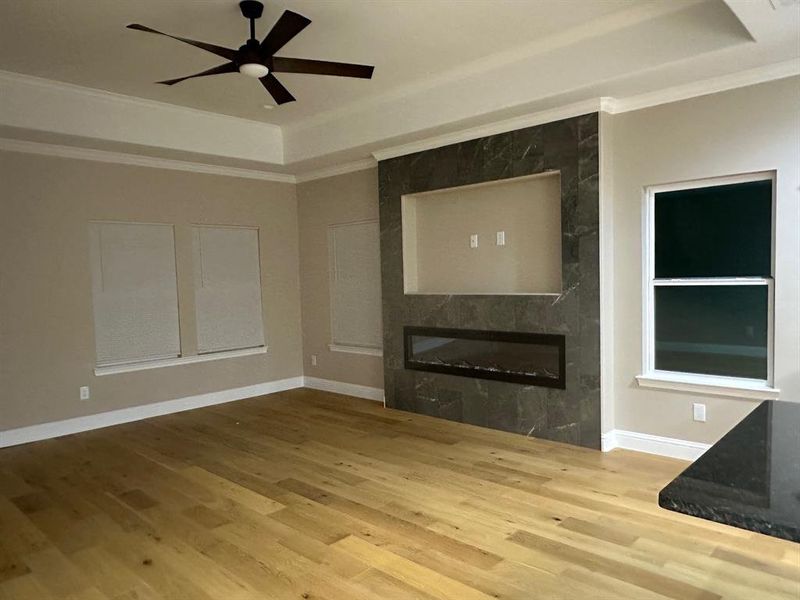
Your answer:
[380,113,600,448]
[404,326,565,389]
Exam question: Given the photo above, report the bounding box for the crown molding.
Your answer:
[0,69,284,164]
[607,58,800,114]
[295,158,377,183]
[371,98,605,162]
[285,0,699,136]
[0,69,281,133]
[0,138,295,183]
[2,58,796,180]
[371,59,799,162]
[0,136,379,184]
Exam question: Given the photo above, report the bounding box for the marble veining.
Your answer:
[660,400,800,542]
[378,113,601,449]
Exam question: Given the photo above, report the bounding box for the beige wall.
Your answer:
[2,77,798,443]
[297,168,384,389]
[402,172,562,294]
[609,76,800,444]
[0,151,303,430]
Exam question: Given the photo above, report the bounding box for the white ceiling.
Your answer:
[0,0,647,125]
[0,0,797,172]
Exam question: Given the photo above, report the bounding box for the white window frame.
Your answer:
[636,171,780,400]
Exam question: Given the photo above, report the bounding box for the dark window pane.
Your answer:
[655,285,768,379]
[655,180,772,278]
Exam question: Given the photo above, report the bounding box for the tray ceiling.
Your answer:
[0,0,668,124]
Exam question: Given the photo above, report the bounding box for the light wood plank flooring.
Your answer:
[0,388,797,600]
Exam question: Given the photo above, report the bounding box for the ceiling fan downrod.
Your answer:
[239,0,264,41]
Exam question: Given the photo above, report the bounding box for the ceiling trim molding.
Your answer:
[606,58,800,114]
[371,59,799,162]
[371,98,606,161]
[1,58,796,179]
[295,158,377,183]
[285,0,701,135]
[0,69,281,133]
[0,138,295,183]
[0,69,284,164]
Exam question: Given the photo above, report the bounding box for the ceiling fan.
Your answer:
[127,0,374,105]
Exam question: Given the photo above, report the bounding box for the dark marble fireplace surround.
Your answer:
[379,113,600,449]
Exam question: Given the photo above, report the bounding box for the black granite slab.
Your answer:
[378,114,601,449]
[659,400,800,542]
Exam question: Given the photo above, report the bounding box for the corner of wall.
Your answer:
[599,110,616,435]
[294,168,385,391]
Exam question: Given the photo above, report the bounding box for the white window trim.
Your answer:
[328,344,383,357]
[636,372,779,400]
[95,345,267,376]
[639,171,779,400]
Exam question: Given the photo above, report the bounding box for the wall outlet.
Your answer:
[496,231,506,246]
[693,403,706,422]
[310,354,318,366]
[469,234,479,248]
[80,386,90,401]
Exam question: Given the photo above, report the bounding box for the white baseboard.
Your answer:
[3,376,703,461]
[602,428,711,461]
[303,376,384,403]
[0,376,386,448]
[0,377,303,448]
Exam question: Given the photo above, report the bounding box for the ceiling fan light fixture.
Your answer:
[239,62,269,78]
[128,2,373,105]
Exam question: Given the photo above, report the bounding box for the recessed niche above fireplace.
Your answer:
[404,326,566,389]
[401,171,562,295]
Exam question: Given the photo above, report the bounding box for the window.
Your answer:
[192,226,265,353]
[640,173,776,396]
[88,222,181,366]
[328,220,382,355]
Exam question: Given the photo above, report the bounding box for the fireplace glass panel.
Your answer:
[404,327,565,388]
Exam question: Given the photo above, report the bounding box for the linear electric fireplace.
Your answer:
[404,326,565,389]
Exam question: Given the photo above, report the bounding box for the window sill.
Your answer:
[328,344,383,357]
[636,372,780,400]
[95,346,268,376]
[403,291,562,297]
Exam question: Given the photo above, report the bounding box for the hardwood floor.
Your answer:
[0,388,797,600]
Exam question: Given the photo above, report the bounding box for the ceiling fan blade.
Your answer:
[260,74,295,105]
[127,24,237,61]
[260,10,311,56]
[157,62,238,86]
[271,57,374,79]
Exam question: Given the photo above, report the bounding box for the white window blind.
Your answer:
[192,226,265,354]
[88,222,181,366]
[329,220,382,350]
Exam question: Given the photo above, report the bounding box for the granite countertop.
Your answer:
[659,400,800,543]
